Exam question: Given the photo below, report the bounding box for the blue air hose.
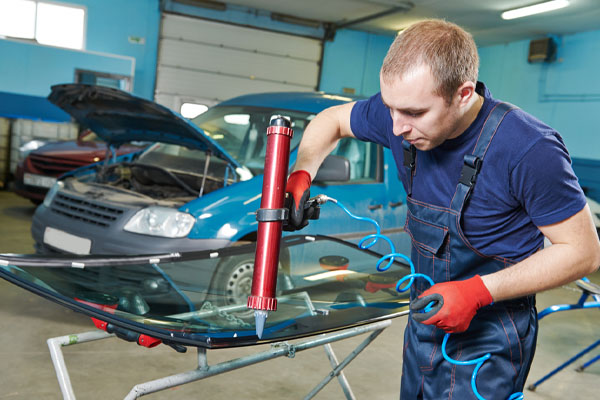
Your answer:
[319,196,524,400]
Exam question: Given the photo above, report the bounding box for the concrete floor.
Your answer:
[0,189,598,399]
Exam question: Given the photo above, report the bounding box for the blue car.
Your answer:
[32,84,409,305]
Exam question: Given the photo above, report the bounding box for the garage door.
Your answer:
[155,13,322,112]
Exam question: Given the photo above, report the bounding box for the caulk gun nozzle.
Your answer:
[254,310,268,339]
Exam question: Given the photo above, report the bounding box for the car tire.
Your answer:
[210,248,291,312]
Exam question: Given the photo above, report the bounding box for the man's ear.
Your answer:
[456,81,476,107]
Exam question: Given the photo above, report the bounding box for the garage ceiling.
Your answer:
[221,0,600,46]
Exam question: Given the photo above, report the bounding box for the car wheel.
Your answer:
[219,257,255,307]
[210,249,291,311]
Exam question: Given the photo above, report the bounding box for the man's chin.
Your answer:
[412,140,432,151]
[403,136,436,151]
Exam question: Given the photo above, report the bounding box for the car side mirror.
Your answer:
[313,155,350,183]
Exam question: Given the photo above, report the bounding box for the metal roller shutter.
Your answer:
[155,13,322,111]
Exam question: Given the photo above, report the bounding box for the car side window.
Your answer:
[289,118,309,150]
[330,138,380,182]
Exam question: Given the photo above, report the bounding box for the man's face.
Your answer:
[380,66,463,151]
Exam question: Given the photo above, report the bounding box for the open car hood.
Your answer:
[48,84,240,168]
[0,235,410,348]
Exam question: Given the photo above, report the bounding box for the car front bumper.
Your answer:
[31,204,232,256]
[13,164,50,202]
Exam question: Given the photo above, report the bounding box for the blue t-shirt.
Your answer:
[350,82,586,261]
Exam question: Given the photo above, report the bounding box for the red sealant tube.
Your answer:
[247,116,293,321]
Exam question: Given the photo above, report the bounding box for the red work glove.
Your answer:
[283,170,312,231]
[410,275,493,333]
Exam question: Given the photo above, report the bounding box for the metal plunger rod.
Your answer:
[247,117,293,337]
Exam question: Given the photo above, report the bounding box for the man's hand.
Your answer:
[283,170,312,231]
[410,275,493,333]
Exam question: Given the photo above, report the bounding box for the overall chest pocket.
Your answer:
[405,211,449,257]
[404,210,451,286]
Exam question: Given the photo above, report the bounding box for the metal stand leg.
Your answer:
[528,339,600,391]
[47,330,114,400]
[321,343,356,400]
[576,353,600,372]
[46,320,392,399]
[125,320,391,399]
[299,290,356,399]
[304,326,386,399]
[528,278,600,391]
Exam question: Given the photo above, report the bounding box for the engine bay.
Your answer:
[98,162,226,200]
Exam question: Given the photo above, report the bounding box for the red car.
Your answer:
[14,130,144,204]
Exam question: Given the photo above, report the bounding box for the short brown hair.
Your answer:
[380,19,479,104]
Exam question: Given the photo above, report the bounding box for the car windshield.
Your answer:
[137,105,314,176]
[0,235,410,348]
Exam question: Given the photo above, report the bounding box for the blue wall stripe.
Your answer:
[0,91,71,122]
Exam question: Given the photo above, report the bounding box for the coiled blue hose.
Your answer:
[323,196,524,400]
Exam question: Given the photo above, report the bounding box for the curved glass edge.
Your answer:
[0,235,411,349]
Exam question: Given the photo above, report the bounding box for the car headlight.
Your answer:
[124,206,195,238]
[43,181,64,208]
[19,139,48,161]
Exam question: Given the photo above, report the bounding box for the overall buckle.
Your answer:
[459,155,482,187]
[402,141,416,169]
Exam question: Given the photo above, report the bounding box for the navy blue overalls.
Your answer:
[399,103,538,399]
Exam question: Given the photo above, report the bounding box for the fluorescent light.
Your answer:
[502,0,569,20]
[224,114,250,125]
[304,270,356,281]
[180,103,208,119]
[36,2,85,50]
[0,0,36,39]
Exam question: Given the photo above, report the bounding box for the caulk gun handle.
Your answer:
[282,194,324,231]
[303,195,326,220]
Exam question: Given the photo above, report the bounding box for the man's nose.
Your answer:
[391,112,411,136]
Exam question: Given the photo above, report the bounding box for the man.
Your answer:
[284,19,600,398]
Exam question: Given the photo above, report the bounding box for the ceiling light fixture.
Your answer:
[501,0,570,20]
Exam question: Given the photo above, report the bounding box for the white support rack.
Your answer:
[47,320,392,399]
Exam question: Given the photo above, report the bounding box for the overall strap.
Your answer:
[402,140,416,196]
[450,102,517,212]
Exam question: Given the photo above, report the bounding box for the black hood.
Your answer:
[48,84,240,167]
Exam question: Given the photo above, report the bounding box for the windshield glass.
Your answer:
[138,106,314,175]
[0,236,410,348]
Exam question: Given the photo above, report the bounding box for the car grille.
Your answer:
[50,192,126,228]
[29,154,91,176]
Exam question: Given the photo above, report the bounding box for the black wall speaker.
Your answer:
[528,37,557,63]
